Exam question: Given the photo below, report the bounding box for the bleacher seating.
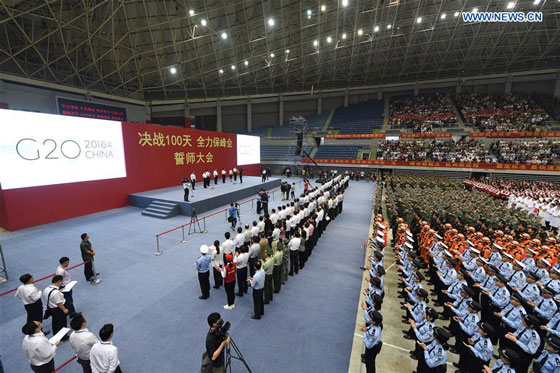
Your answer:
[306,111,330,130]
[328,101,384,134]
[268,112,330,138]
[270,126,292,138]
[260,145,312,160]
[314,145,360,160]
[389,94,458,131]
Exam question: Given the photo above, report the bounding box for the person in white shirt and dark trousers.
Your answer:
[90,324,122,373]
[234,246,249,297]
[15,274,45,327]
[288,232,302,276]
[44,275,69,339]
[56,256,76,317]
[69,313,99,373]
[248,260,265,320]
[22,320,59,373]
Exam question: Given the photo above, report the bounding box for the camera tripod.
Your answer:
[224,335,252,373]
[188,208,207,235]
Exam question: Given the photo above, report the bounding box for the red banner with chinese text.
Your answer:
[400,132,453,138]
[470,131,560,138]
[324,133,386,139]
[302,158,560,172]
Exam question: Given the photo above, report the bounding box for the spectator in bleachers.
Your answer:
[389,94,457,132]
[457,93,550,132]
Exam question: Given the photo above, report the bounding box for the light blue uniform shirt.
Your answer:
[447,280,467,301]
[463,256,477,271]
[413,321,434,344]
[533,297,558,321]
[406,283,423,305]
[195,254,211,273]
[498,262,514,279]
[251,269,265,290]
[537,268,550,282]
[441,267,457,286]
[532,350,560,373]
[479,275,497,293]
[514,327,541,355]
[451,297,471,318]
[424,341,447,368]
[546,312,560,338]
[489,252,502,267]
[363,324,381,349]
[491,360,516,373]
[509,270,526,289]
[411,301,426,323]
[467,332,493,363]
[519,282,540,303]
[501,303,527,330]
[459,312,480,336]
[522,257,536,273]
[489,286,510,309]
[471,266,486,283]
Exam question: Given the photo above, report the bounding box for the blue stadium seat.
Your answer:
[314,145,360,160]
[328,101,384,134]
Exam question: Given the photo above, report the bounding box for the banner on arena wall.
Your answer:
[400,132,453,138]
[470,131,560,138]
[302,158,560,172]
[324,133,386,139]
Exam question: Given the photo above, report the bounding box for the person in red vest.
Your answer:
[221,254,237,310]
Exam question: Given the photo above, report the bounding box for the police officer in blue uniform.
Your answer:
[531,335,560,373]
[503,314,541,373]
[415,326,451,373]
[361,310,383,373]
[458,321,494,373]
[495,293,527,348]
[406,308,439,361]
[483,348,519,373]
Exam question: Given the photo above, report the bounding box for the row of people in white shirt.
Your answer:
[22,315,121,373]
[508,193,560,229]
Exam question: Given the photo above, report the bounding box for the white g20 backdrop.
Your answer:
[0,109,127,190]
[236,134,261,166]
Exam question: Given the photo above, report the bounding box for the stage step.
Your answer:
[141,200,179,219]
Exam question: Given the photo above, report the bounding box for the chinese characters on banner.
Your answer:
[470,131,560,138]
[137,131,232,166]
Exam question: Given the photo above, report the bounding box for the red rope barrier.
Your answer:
[53,356,77,372]
[0,261,89,297]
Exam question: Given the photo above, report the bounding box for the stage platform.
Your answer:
[129,176,281,218]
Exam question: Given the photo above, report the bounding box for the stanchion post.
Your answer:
[225,209,228,222]
[155,235,163,256]
[203,217,208,233]
[180,225,187,243]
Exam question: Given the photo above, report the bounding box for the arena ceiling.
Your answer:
[0,0,559,101]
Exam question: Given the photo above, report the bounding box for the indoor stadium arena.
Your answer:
[1,1,560,372]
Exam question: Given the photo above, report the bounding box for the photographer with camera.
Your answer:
[205,313,231,373]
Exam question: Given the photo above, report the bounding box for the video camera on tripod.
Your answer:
[214,319,231,340]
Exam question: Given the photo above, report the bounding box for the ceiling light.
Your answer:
[268,18,275,26]
[342,33,347,39]
[221,32,227,39]
[200,19,207,26]
[386,24,392,29]
[307,15,312,19]
[374,26,379,32]
[285,49,290,54]
[416,17,422,24]
[313,40,319,46]
[533,0,541,4]
[189,9,195,16]
[307,9,312,16]
[472,8,478,13]
[440,13,446,19]
[326,36,332,43]
[342,0,349,6]
[357,29,363,35]
[219,69,224,74]
[170,67,177,74]
[270,52,275,58]
[321,5,326,12]
[507,1,515,9]
[454,11,460,17]
[244,60,249,66]
[231,65,236,70]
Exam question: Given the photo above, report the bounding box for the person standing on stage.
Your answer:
[22,320,59,373]
[69,313,99,373]
[239,167,243,183]
[203,170,208,188]
[44,275,69,338]
[233,167,238,182]
[56,257,76,318]
[221,254,237,309]
[261,169,267,182]
[190,171,196,190]
[80,234,101,285]
[89,324,122,373]
[248,261,265,320]
[229,169,233,182]
[222,169,226,183]
[196,245,212,299]
[213,169,218,185]
[15,274,48,329]
[182,178,190,202]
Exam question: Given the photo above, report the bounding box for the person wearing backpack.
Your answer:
[228,203,237,231]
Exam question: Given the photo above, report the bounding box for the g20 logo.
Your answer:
[16,138,81,160]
